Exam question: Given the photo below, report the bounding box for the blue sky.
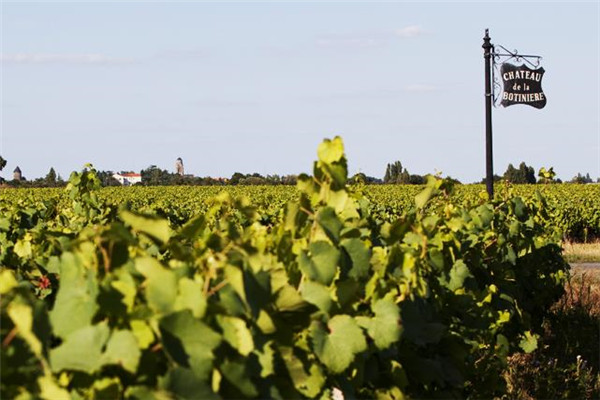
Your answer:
[1,1,599,183]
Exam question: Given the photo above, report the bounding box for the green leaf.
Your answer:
[217,316,254,356]
[126,386,173,400]
[274,285,307,312]
[91,377,122,400]
[37,376,70,400]
[447,260,472,291]
[519,331,538,353]
[475,205,494,227]
[13,239,32,259]
[317,137,344,164]
[310,315,367,374]
[131,320,155,349]
[121,210,172,243]
[0,269,18,294]
[301,280,333,313]
[49,252,98,339]
[256,341,276,378]
[159,311,221,380]
[50,323,110,374]
[323,163,348,188]
[316,207,342,244]
[174,278,207,319]
[220,359,259,397]
[299,241,339,285]
[280,346,326,398]
[415,186,435,209]
[101,330,141,373]
[341,238,371,280]
[111,273,137,312]
[359,298,401,350]
[7,303,42,357]
[160,367,217,400]
[135,257,177,315]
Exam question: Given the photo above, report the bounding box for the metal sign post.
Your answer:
[482,29,545,199]
[483,29,494,199]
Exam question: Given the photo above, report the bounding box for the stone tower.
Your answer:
[13,166,22,181]
[175,158,184,176]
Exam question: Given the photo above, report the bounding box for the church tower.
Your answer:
[13,166,22,181]
[175,158,184,176]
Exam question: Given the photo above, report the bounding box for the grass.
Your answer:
[562,241,600,263]
[505,266,600,399]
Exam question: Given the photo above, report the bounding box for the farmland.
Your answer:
[1,138,599,399]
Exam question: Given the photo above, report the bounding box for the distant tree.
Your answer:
[503,162,536,184]
[240,176,267,185]
[229,172,245,185]
[0,156,5,183]
[479,174,502,184]
[384,161,411,184]
[45,168,57,186]
[95,171,121,187]
[141,165,174,186]
[408,174,425,185]
[570,172,593,184]
[281,175,298,185]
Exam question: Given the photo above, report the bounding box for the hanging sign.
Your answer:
[500,63,546,109]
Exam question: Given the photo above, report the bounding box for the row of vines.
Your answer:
[0,138,575,398]
[3,178,598,242]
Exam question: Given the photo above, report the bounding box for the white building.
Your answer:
[113,172,142,186]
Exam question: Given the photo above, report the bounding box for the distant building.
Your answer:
[112,172,142,186]
[13,166,22,181]
[175,158,184,176]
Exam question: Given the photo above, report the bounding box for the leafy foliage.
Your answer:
[503,162,537,184]
[0,137,573,399]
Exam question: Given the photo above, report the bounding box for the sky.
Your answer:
[1,1,599,183]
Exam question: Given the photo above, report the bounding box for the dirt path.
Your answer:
[570,263,600,276]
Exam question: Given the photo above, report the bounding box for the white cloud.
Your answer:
[0,53,135,65]
[405,84,438,92]
[395,25,426,38]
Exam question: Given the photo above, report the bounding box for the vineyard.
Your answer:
[2,178,599,242]
[0,137,597,398]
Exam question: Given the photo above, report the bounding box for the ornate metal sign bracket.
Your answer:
[481,29,546,199]
[491,44,543,106]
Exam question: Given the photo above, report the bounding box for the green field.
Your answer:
[2,180,599,241]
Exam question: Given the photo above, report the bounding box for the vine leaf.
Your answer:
[121,210,172,243]
[159,311,222,380]
[101,330,141,373]
[299,241,339,286]
[357,298,402,350]
[310,315,367,374]
[49,252,98,339]
[50,323,110,374]
[135,257,178,315]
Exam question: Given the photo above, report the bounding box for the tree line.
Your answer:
[0,155,598,188]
